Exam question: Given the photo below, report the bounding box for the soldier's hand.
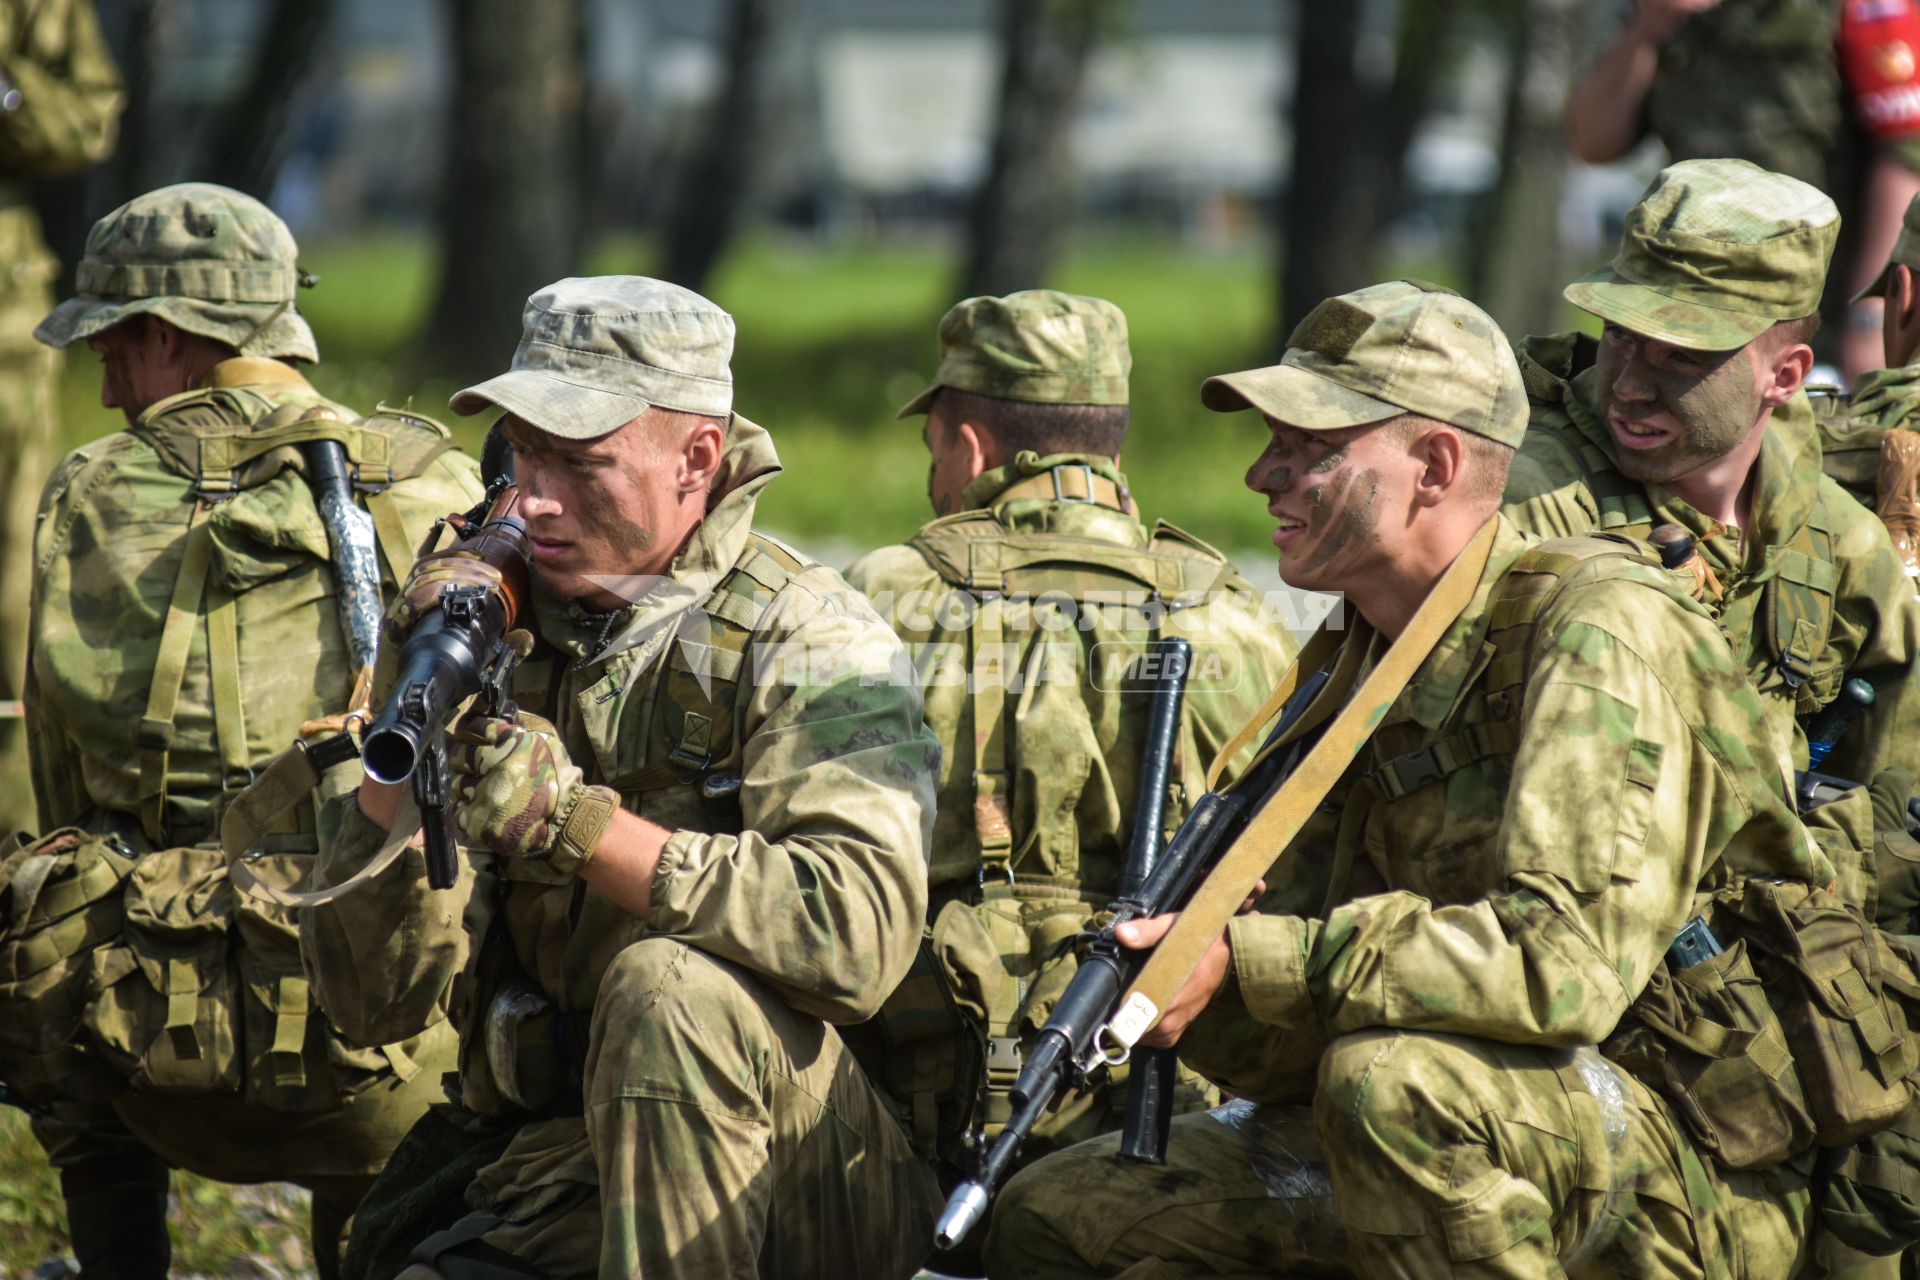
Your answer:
[384,551,506,641]
[447,709,584,861]
[1116,912,1232,1049]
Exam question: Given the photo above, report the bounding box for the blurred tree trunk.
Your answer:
[1279,0,1465,343]
[959,0,1104,298]
[422,0,584,383]
[660,0,782,294]
[1469,0,1580,337]
[205,0,338,199]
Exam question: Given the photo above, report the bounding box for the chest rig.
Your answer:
[1531,406,1840,712]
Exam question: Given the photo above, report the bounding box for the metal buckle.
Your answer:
[1051,464,1099,503]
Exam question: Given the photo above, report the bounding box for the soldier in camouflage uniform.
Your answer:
[302,276,942,1279]
[1502,159,1920,824]
[20,184,481,1278]
[842,291,1296,1214]
[984,280,1828,1280]
[1813,193,1920,503]
[1569,0,1841,187]
[0,0,121,800]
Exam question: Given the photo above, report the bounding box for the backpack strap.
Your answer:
[137,502,216,847]
[1367,541,1633,803]
[611,534,808,829]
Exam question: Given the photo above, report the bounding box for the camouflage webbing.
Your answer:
[1106,518,1500,1052]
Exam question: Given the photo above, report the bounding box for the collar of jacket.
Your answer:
[204,356,313,392]
[961,450,1130,513]
[532,411,784,667]
[1847,360,1920,431]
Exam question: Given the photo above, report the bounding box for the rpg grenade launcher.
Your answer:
[361,468,532,889]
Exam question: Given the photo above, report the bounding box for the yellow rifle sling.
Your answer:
[1105,518,1498,1052]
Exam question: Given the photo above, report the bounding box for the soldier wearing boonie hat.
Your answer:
[36,180,320,362]
[984,275,1827,1280]
[309,274,945,1279]
[1502,156,1920,799]
[18,180,481,1280]
[844,290,1293,1228]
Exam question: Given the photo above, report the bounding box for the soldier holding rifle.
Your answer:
[303,276,943,1279]
[982,281,1829,1279]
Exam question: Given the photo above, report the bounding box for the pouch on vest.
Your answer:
[1606,938,1814,1170]
[1815,1097,1920,1254]
[82,848,241,1094]
[0,828,136,1105]
[232,852,407,1111]
[1716,881,1920,1146]
[847,900,988,1162]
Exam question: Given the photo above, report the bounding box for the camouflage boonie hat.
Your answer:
[36,182,318,361]
[1854,191,1920,304]
[1566,158,1838,352]
[452,276,734,439]
[896,289,1129,418]
[1200,280,1529,447]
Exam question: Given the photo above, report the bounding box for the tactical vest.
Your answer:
[459,531,809,1118]
[1527,412,1842,714]
[866,472,1242,1160]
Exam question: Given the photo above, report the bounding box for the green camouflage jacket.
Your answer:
[1642,0,1841,188]
[302,418,939,1069]
[1500,334,1920,786]
[27,358,483,847]
[845,452,1297,904]
[1181,518,1829,1100]
[1811,366,1920,505]
[0,0,120,349]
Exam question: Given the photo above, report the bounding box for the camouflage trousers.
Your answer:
[435,939,943,1279]
[33,1020,454,1280]
[987,1030,1814,1279]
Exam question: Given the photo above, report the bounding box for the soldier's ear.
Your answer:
[1410,422,1464,508]
[954,418,991,481]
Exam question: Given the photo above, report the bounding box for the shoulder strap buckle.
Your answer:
[1051,464,1100,504]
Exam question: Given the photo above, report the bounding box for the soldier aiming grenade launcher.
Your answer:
[362,480,533,889]
[934,646,1331,1251]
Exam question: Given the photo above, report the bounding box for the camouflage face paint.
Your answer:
[1303,468,1383,573]
[1597,330,1764,484]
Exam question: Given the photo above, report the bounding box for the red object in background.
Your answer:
[1844,0,1920,139]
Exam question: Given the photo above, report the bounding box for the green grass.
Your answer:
[0,1107,316,1276]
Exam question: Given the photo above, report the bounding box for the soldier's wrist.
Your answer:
[548,784,619,876]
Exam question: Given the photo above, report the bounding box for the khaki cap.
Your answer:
[36,182,318,361]
[1854,191,1920,304]
[1201,280,1529,447]
[896,288,1129,418]
[452,276,734,439]
[1566,158,1837,351]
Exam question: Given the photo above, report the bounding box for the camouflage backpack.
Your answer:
[2,364,474,1109]
[854,482,1250,1160]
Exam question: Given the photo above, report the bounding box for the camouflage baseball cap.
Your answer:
[35,182,318,361]
[896,288,1129,418]
[1565,158,1838,352]
[1854,191,1920,304]
[451,276,734,439]
[1200,280,1528,447]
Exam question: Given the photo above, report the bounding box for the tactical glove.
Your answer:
[448,710,617,874]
